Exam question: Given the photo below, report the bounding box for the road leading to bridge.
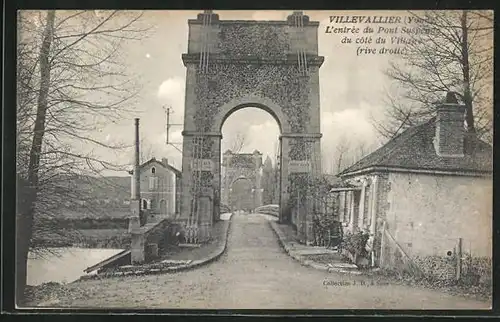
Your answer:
[55,213,490,309]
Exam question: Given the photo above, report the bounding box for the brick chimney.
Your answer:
[433,92,466,157]
[162,158,169,167]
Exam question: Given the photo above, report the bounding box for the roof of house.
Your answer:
[129,158,181,176]
[339,117,493,177]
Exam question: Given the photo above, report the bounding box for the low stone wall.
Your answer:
[79,215,234,280]
[144,220,177,249]
[257,209,279,217]
[131,218,183,263]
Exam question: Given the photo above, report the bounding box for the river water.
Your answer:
[27,248,124,286]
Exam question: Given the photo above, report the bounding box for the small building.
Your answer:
[334,95,492,273]
[129,157,181,220]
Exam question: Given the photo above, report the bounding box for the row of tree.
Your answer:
[262,155,279,205]
[328,137,374,174]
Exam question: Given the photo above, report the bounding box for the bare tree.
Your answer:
[334,138,351,174]
[326,136,375,175]
[16,10,150,304]
[351,141,370,166]
[140,137,156,163]
[229,131,247,153]
[375,10,493,143]
[261,156,275,205]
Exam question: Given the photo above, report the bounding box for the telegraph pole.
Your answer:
[166,106,171,144]
[163,105,183,153]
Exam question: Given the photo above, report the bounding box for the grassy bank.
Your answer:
[49,217,129,230]
[33,228,130,249]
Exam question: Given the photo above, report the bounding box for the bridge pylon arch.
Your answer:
[178,11,323,244]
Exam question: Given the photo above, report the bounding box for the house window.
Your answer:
[149,176,158,190]
[142,199,148,210]
[151,167,156,174]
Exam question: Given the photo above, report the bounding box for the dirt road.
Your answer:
[34,213,490,309]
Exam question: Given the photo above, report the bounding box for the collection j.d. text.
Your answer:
[323,279,391,287]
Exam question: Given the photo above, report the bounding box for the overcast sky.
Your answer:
[59,10,410,176]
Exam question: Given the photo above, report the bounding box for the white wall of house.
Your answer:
[385,172,492,258]
[138,162,177,217]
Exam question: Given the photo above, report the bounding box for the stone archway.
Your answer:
[179,10,323,244]
[221,150,264,212]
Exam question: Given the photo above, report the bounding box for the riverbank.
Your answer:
[33,228,130,249]
[79,214,233,279]
[23,215,234,306]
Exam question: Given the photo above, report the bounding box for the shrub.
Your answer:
[462,254,491,286]
[220,204,231,213]
[342,230,370,258]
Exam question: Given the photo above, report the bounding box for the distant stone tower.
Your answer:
[262,155,275,205]
[221,150,263,210]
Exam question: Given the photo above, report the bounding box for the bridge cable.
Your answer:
[300,13,308,75]
[295,14,303,75]
[295,13,308,76]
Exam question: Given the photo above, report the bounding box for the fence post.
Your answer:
[456,237,462,281]
[379,221,386,268]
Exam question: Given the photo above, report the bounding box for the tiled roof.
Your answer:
[130,158,181,176]
[339,118,493,177]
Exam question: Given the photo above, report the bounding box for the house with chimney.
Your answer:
[333,93,492,274]
[128,157,181,221]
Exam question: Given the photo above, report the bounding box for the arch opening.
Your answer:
[218,103,284,134]
[228,177,254,212]
[230,176,255,188]
[220,106,281,214]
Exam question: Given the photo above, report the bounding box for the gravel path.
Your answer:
[30,213,491,309]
